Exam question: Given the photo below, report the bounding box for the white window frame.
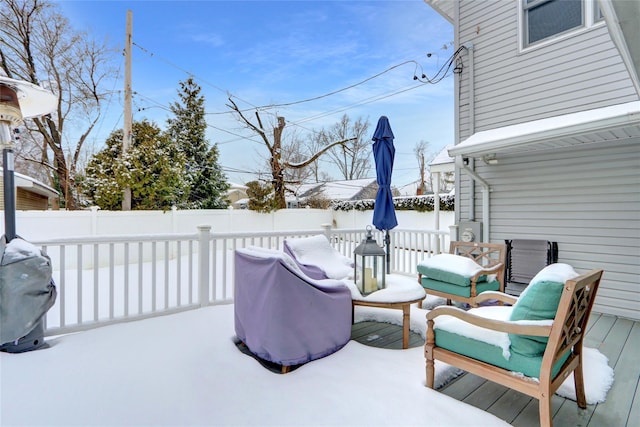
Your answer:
[518,0,605,53]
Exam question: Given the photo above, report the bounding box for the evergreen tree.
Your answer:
[82,120,188,210]
[245,180,277,212]
[167,77,229,209]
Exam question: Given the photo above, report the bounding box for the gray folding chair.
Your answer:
[504,239,558,296]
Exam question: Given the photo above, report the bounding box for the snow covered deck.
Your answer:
[354,311,639,427]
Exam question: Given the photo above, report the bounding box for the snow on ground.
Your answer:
[1,304,510,427]
[1,300,614,426]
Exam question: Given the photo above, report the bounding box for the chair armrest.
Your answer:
[474,291,518,305]
[426,305,551,337]
[472,262,504,279]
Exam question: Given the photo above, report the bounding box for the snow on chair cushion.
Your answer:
[284,235,353,280]
[283,242,328,280]
[417,253,488,287]
[508,263,579,356]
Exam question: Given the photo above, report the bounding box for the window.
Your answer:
[594,1,604,22]
[521,0,605,49]
[524,0,583,46]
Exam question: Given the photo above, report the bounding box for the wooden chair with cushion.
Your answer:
[425,264,604,427]
[417,241,506,307]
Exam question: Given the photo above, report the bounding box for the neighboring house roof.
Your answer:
[449,101,640,158]
[317,178,377,200]
[228,182,248,190]
[429,144,455,173]
[1,172,58,198]
[294,178,377,201]
[395,180,420,197]
[288,182,323,198]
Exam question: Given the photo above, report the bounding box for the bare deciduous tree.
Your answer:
[281,132,312,187]
[414,140,430,194]
[227,97,354,209]
[324,114,371,180]
[304,129,333,183]
[0,0,115,209]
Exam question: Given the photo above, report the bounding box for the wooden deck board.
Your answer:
[589,319,640,427]
[440,373,486,400]
[549,396,595,427]
[628,371,640,427]
[596,317,634,365]
[487,385,537,424]
[353,312,639,427]
[463,380,507,410]
[583,313,615,348]
[351,321,424,349]
[510,399,545,427]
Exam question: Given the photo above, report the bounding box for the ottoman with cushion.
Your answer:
[417,241,506,307]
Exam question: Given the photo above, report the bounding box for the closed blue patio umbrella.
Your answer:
[372,116,398,273]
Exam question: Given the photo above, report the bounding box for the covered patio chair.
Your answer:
[234,247,352,373]
[425,264,604,427]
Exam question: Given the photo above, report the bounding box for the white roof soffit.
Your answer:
[13,172,59,198]
[423,0,454,24]
[449,101,640,158]
[599,0,640,96]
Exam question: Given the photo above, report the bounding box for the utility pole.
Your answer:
[122,10,133,210]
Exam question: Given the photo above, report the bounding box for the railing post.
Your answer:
[198,225,211,307]
[321,223,332,240]
[90,206,99,235]
[171,205,178,233]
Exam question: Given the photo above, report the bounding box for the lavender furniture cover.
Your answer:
[234,247,352,367]
[283,235,353,280]
[283,240,328,280]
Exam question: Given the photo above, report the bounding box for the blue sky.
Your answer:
[56,0,454,188]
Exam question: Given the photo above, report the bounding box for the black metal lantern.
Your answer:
[353,226,386,295]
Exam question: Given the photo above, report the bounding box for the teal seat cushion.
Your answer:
[421,277,500,297]
[508,263,579,356]
[417,254,487,287]
[434,328,570,379]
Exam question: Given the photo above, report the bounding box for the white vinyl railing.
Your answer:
[33,226,449,336]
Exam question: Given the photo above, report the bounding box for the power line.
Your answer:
[226,60,423,112]
[128,40,462,163]
[131,40,459,121]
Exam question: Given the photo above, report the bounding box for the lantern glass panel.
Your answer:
[353,228,386,295]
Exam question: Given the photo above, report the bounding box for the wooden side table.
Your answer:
[351,274,426,349]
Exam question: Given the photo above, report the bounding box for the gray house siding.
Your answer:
[446,0,640,320]
[478,140,640,320]
[456,0,638,141]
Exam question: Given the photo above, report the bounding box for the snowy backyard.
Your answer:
[1,300,615,426]
[0,224,615,426]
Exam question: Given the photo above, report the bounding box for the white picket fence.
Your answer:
[33,226,449,336]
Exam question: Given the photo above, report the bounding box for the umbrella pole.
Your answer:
[385,230,390,274]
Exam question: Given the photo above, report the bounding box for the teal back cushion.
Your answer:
[508,263,578,356]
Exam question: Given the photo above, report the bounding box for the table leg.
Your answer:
[402,304,410,349]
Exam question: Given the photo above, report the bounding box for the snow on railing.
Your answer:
[32,226,448,336]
